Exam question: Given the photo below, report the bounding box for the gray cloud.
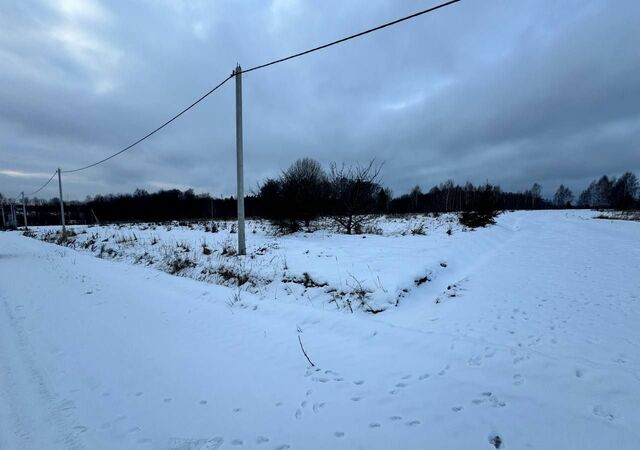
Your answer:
[1,0,638,200]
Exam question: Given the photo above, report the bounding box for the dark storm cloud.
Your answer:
[1,0,639,200]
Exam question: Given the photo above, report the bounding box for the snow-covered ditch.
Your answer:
[27,214,488,313]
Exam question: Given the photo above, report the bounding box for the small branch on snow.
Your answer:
[298,335,315,367]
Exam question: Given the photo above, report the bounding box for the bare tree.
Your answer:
[329,160,383,234]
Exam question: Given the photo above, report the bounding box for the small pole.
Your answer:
[21,191,28,229]
[57,168,66,234]
[234,64,246,255]
[10,203,16,228]
[1,200,5,228]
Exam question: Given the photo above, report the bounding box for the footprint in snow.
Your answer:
[369,423,381,428]
[312,402,325,414]
[512,374,524,386]
[256,436,269,444]
[334,431,345,438]
[231,439,243,446]
[418,374,430,380]
[593,405,615,421]
[312,377,329,383]
[405,420,421,427]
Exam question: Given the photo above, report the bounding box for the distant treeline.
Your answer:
[1,159,638,228]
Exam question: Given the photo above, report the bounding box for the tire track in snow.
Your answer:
[1,298,86,449]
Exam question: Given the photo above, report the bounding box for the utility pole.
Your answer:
[234,64,246,255]
[21,192,28,229]
[57,168,66,235]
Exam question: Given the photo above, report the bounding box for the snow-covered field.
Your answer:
[1,210,639,449]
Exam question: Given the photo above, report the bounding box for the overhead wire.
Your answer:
[62,75,233,173]
[10,170,58,200]
[28,0,461,176]
[241,0,460,74]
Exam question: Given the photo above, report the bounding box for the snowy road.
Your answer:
[1,212,639,449]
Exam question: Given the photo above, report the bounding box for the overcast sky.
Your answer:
[1,0,638,200]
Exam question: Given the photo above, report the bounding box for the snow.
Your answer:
[1,210,639,449]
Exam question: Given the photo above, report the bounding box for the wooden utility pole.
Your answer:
[57,168,66,234]
[21,192,28,229]
[234,64,246,255]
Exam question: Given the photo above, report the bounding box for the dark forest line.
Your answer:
[1,159,638,228]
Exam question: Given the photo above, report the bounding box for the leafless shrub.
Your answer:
[226,289,242,308]
[205,222,219,233]
[411,223,426,235]
[221,241,237,257]
[167,255,196,274]
[201,240,212,255]
[330,160,384,234]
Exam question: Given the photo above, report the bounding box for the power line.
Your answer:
[50,0,460,174]
[23,170,58,197]
[62,75,233,174]
[241,0,461,74]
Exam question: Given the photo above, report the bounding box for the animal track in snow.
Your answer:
[312,402,326,414]
[167,436,224,450]
[592,405,615,421]
[471,392,506,408]
[438,364,451,376]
